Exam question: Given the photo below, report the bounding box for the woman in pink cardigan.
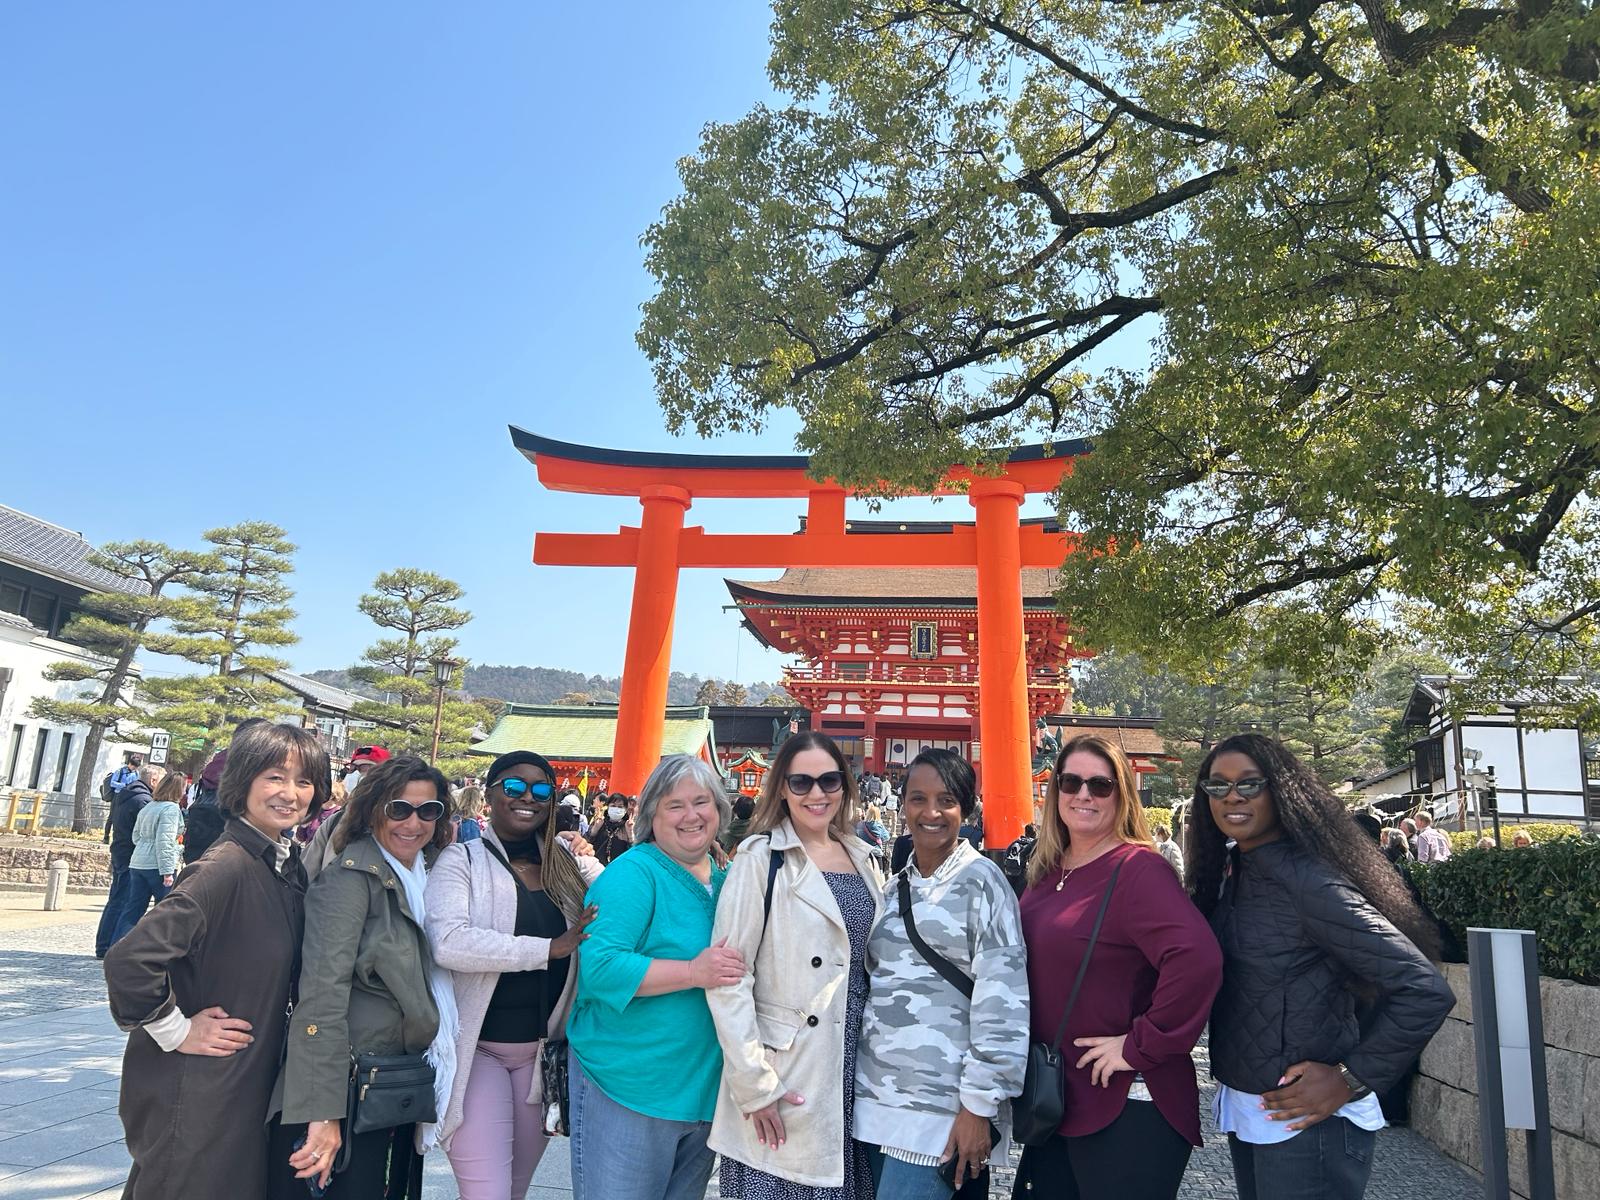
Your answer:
[424,751,602,1200]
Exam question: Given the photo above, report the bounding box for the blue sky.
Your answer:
[1,3,1062,686]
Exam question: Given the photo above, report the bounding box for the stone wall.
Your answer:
[1414,960,1600,1198]
[0,839,112,889]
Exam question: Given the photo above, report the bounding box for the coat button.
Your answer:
[343,859,354,867]
[807,1015,819,1027]
[384,879,395,889]
[305,1024,318,1036]
[811,956,822,968]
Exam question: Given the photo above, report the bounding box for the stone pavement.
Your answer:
[0,898,1483,1199]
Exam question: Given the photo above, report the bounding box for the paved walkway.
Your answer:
[0,897,1482,1199]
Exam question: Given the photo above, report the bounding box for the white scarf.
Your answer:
[377,844,460,1154]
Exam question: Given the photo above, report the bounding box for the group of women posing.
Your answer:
[103,719,1453,1200]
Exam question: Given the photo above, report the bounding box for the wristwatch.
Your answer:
[1336,1062,1372,1101]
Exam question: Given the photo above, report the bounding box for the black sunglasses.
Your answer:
[786,771,845,796]
[1057,772,1116,799]
[383,799,446,823]
[1198,776,1269,800]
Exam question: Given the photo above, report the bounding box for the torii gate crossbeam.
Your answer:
[511,428,1089,848]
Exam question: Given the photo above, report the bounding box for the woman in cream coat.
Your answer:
[707,732,886,1198]
[424,750,602,1200]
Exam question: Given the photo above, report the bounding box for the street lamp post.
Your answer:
[430,657,457,764]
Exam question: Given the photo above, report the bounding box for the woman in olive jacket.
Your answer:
[105,723,330,1200]
[274,756,455,1200]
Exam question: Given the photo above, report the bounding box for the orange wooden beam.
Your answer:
[534,525,1076,569]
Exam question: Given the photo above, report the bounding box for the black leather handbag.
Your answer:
[347,1051,438,1136]
[1012,861,1123,1147]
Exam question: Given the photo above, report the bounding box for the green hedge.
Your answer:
[1410,837,1600,984]
[1443,823,1580,854]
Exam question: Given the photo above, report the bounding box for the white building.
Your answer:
[0,504,146,828]
[1401,678,1595,830]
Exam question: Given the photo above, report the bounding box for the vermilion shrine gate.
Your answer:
[511,428,1090,847]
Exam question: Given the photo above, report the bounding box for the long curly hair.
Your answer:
[1188,733,1441,959]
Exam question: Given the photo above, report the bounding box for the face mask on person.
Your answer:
[342,770,364,794]
[607,805,626,822]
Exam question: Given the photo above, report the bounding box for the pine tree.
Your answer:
[718,680,750,706]
[348,570,484,770]
[143,522,300,757]
[27,541,216,831]
[694,679,722,707]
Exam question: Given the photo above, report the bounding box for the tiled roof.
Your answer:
[0,610,39,633]
[0,504,146,595]
[727,567,1059,606]
[1044,715,1174,759]
[471,703,715,762]
[268,669,366,713]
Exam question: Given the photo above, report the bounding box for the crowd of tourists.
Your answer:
[100,720,1455,1200]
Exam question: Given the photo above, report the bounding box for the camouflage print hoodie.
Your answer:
[853,840,1030,1161]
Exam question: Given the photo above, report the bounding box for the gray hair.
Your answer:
[138,764,166,786]
[635,755,731,845]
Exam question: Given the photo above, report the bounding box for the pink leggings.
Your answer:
[446,1039,551,1200]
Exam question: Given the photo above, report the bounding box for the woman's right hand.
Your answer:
[549,904,599,959]
[688,937,746,988]
[176,1006,253,1056]
[747,1089,806,1147]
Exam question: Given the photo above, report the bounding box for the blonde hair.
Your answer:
[1026,734,1153,887]
[749,731,859,840]
[866,804,881,823]
[456,784,485,820]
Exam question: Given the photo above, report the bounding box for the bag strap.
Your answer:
[759,848,783,941]
[1048,859,1124,1053]
[898,871,974,999]
[478,837,516,875]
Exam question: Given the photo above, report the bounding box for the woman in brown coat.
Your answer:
[104,722,331,1200]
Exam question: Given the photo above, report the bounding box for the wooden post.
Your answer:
[611,485,691,795]
[971,479,1030,848]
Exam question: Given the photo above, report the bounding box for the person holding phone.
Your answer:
[854,748,1029,1200]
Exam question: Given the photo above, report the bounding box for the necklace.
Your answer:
[1055,863,1075,892]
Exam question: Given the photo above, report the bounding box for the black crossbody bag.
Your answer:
[896,872,999,1198]
[1012,861,1122,1147]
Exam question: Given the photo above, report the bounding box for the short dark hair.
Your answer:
[333,755,453,854]
[218,723,332,820]
[903,747,978,818]
[733,795,755,819]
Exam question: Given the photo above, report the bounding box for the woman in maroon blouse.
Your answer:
[1015,734,1222,1200]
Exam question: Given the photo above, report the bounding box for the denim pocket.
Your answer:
[1341,1119,1376,1165]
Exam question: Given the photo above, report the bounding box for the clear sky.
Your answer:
[1,3,1062,686]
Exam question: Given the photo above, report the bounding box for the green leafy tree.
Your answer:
[27,542,215,830]
[762,686,799,707]
[348,570,483,769]
[144,522,300,755]
[640,0,1600,711]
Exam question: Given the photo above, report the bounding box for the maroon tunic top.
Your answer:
[1019,841,1222,1146]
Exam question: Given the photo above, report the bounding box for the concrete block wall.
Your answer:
[0,842,112,889]
[1414,961,1600,1198]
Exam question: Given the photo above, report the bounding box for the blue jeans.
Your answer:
[111,867,171,945]
[1228,1117,1377,1200]
[568,1051,714,1200]
[872,1151,956,1200]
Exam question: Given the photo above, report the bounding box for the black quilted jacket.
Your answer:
[1207,839,1454,1095]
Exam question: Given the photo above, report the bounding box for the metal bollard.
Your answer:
[43,858,69,911]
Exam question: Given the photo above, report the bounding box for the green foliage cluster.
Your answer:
[1443,822,1582,854]
[640,0,1600,722]
[1412,838,1600,984]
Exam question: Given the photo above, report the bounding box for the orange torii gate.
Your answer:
[511,428,1087,848]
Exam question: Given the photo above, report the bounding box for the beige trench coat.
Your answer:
[706,819,885,1188]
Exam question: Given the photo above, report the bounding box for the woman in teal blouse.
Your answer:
[567,754,744,1200]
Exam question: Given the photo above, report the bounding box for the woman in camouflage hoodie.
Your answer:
[854,748,1031,1199]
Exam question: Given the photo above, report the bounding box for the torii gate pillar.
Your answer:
[971,479,1032,839]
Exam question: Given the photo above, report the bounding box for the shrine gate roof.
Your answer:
[472,702,716,763]
[726,566,1060,608]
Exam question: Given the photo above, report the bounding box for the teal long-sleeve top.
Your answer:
[566,842,727,1122]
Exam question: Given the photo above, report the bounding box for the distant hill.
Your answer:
[307,665,791,707]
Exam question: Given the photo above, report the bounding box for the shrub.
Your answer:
[1410,836,1600,984]
[1142,804,1175,833]
[1443,823,1580,854]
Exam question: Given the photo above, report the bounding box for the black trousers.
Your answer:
[267,1119,422,1200]
[1012,1102,1192,1200]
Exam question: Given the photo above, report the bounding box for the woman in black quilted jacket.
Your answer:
[1189,733,1453,1200]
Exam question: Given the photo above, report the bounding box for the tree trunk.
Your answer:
[70,722,107,834]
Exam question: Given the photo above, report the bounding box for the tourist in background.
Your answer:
[296,780,345,846]
[707,731,885,1200]
[855,748,1029,1200]
[589,793,637,864]
[110,767,186,944]
[720,794,755,853]
[276,755,456,1199]
[1511,829,1533,848]
[1380,827,1412,864]
[1017,735,1222,1200]
[1412,811,1452,863]
[96,760,156,958]
[566,754,741,1200]
[427,750,601,1200]
[1152,822,1184,879]
[856,802,890,849]
[455,783,486,843]
[1190,733,1453,1200]
[105,723,329,1200]
[301,744,391,880]
[186,717,269,865]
